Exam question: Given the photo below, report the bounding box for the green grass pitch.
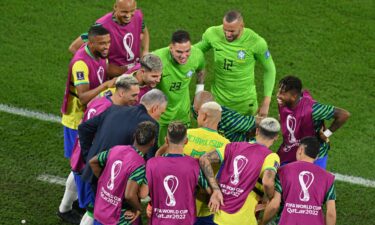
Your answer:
[0,0,374,224]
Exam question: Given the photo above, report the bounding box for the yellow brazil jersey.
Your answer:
[99,87,116,97]
[183,127,230,217]
[214,144,280,225]
[61,60,90,129]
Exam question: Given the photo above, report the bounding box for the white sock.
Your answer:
[59,171,78,213]
[80,212,94,225]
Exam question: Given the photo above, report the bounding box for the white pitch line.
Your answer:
[333,173,375,188]
[1,104,374,189]
[0,103,60,123]
[37,172,375,189]
[37,174,66,186]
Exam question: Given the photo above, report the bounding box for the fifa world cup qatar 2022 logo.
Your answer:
[163,175,179,207]
[107,160,122,191]
[230,155,248,185]
[283,114,299,152]
[298,171,314,202]
[123,33,135,61]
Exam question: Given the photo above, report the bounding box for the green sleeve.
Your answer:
[196,48,205,71]
[222,107,256,133]
[198,169,208,189]
[97,149,110,168]
[275,174,282,194]
[312,102,335,121]
[324,182,336,202]
[194,31,212,53]
[81,33,88,43]
[142,20,145,31]
[129,165,147,185]
[191,105,198,119]
[254,39,276,97]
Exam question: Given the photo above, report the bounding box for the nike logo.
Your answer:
[163,74,171,78]
[215,48,223,51]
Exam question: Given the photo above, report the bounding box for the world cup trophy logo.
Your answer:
[163,175,179,207]
[97,66,105,84]
[107,160,122,191]
[230,155,248,185]
[123,33,135,61]
[298,171,314,202]
[87,108,97,120]
[286,114,297,143]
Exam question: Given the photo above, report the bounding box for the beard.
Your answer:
[93,50,106,59]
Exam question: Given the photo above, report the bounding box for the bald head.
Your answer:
[193,91,214,113]
[198,101,222,128]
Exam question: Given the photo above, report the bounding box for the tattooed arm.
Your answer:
[199,150,224,212]
[262,169,277,200]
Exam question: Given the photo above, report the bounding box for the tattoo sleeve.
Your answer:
[199,151,221,190]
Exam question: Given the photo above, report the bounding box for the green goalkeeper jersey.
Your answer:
[153,46,205,125]
[195,25,276,115]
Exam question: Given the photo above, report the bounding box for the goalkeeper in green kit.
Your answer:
[195,10,276,116]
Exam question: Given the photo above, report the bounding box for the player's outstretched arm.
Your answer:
[89,156,102,177]
[328,107,350,132]
[124,180,142,223]
[141,26,150,57]
[69,36,84,54]
[262,169,276,200]
[199,150,224,212]
[260,191,281,225]
[76,78,116,105]
[326,200,336,225]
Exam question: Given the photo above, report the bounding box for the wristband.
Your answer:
[323,129,333,138]
[196,84,204,93]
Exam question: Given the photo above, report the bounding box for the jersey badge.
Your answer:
[237,50,246,60]
[186,70,193,78]
[76,71,85,81]
[265,50,271,59]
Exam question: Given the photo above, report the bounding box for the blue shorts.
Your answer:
[314,155,328,169]
[73,172,95,209]
[195,215,216,225]
[94,220,102,225]
[63,126,78,158]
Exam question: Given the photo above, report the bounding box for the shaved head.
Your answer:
[193,91,214,113]
[223,10,244,42]
[224,10,243,23]
[114,0,137,24]
[198,101,222,128]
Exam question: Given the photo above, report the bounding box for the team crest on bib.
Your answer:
[237,50,246,60]
[186,70,193,78]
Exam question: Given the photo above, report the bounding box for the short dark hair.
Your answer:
[171,30,190,44]
[224,10,242,23]
[134,121,157,146]
[279,75,302,94]
[167,121,187,144]
[299,136,320,158]
[88,24,110,39]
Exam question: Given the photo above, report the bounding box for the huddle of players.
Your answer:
[59,0,350,224]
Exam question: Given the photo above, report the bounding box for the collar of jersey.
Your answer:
[85,45,98,60]
[132,145,144,157]
[201,127,218,133]
[163,153,185,157]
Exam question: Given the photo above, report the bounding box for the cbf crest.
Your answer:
[237,50,246,60]
[186,70,193,78]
